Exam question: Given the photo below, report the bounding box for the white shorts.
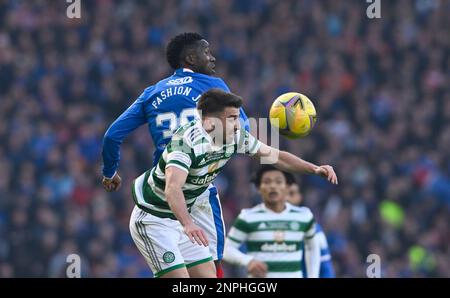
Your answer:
[190,184,226,261]
[129,205,212,277]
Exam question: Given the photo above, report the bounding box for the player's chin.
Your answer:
[208,65,216,74]
[267,192,281,201]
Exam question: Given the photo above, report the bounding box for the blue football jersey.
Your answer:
[102,68,250,178]
[302,223,336,278]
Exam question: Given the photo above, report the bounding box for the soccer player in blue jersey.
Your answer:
[101,33,249,277]
[285,176,336,278]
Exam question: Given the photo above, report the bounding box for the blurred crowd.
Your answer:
[0,0,449,277]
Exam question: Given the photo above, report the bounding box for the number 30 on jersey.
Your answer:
[155,108,199,139]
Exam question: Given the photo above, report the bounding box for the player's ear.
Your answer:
[184,50,197,66]
[203,116,214,131]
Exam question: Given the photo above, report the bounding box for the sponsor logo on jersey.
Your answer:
[203,152,225,163]
[190,172,219,185]
[261,242,297,252]
[166,76,193,86]
[260,221,290,230]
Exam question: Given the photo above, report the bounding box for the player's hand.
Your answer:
[314,165,338,185]
[183,222,209,247]
[248,259,267,277]
[102,172,122,192]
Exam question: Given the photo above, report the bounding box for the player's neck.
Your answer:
[264,202,287,213]
[179,65,195,73]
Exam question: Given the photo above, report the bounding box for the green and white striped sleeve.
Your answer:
[165,134,194,173]
[227,212,251,245]
[165,151,192,173]
[304,209,316,239]
[223,211,254,267]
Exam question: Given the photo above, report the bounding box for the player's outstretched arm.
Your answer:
[254,143,338,184]
[165,166,209,247]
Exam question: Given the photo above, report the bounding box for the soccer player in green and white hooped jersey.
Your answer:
[129,88,338,278]
[223,166,320,278]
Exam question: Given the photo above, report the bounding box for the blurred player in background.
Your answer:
[286,176,335,278]
[223,165,323,278]
[101,32,250,277]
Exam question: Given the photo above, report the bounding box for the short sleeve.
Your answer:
[165,134,194,173]
[304,210,316,239]
[165,151,192,173]
[213,78,231,92]
[227,211,250,244]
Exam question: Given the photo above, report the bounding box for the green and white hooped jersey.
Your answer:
[227,203,316,278]
[132,119,261,219]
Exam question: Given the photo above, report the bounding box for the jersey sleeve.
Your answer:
[304,209,316,240]
[213,78,231,92]
[319,258,336,278]
[224,211,255,267]
[165,151,192,173]
[227,211,251,245]
[164,133,195,173]
[235,130,262,156]
[102,97,147,178]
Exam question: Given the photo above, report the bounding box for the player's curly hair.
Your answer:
[166,32,204,69]
[251,165,296,187]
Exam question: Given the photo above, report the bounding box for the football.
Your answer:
[269,92,317,139]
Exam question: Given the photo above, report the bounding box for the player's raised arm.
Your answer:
[253,142,338,185]
[165,166,209,247]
